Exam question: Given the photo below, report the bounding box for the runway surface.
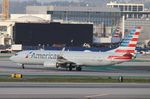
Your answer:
[0,55,150,99]
[0,83,150,99]
[0,60,150,77]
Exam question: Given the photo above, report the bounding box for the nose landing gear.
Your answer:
[22,64,25,69]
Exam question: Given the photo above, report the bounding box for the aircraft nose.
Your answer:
[9,55,15,62]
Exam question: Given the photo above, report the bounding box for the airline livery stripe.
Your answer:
[131,38,138,41]
[134,32,140,35]
[114,35,119,37]
[129,40,138,43]
[115,32,119,33]
[114,34,119,36]
[121,44,137,47]
[129,41,137,44]
[128,44,136,47]
[138,26,142,29]
[126,35,138,38]
[136,30,141,33]
[115,49,135,53]
[108,56,132,60]
[131,30,135,33]
[122,39,138,43]
[136,27,141,30]
[117,47,135,50]
[122,40,131,43]
[132,35,139,38]
[112,57,132,60]
[127,35,133,38]
[121,41,129,44]
[121,43,128,46]
[123,37,138,41]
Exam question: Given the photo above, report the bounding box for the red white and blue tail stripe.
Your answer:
[111,26,122,43]
[114,26,141,54]
[113,26,121,38]
[107,26,141,61]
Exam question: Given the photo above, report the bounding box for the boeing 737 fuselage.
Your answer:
[9,26,142,71]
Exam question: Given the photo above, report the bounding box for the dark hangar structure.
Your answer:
[13,22,93,47]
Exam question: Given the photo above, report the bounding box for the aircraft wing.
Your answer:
[57,48,83,65]
[57,55,82,65]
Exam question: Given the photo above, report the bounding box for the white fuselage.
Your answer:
[10,50,129,67]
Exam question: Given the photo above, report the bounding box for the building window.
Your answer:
[119,5,124,11]
[133,6,137,11]
[0,26,7,32]
[128,14,132,18]
[138,6,143,11]
[47,11,53,14]
[47,9,121,26]
[114,5,118,8]
[125,6,128,11]
[129,6,132,11]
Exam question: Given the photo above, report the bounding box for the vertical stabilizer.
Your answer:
[109,26,142,54]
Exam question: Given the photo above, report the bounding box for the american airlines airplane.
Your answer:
[9,27,141,71]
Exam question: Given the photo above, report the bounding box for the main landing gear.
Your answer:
[68,66,82,71]
[67,64,82,71]
[68,63,82,71]
[58,63,82,71]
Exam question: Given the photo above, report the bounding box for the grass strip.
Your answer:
[0,75,150,83]
[131,60,150,62]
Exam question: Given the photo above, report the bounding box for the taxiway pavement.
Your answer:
[0,54,150,99]
[0,83,150,99]
[0,60,150,77]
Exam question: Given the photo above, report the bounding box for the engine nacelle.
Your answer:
[44,61,57,67]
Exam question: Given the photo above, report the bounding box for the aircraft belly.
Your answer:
[81,59,111,66]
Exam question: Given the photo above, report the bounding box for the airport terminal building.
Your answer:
[107,2,150,46]
[26,6,121,26]
[26,6,122,44]
[26,5,150,45]
[107,1,144,18]
[0,2,150,47]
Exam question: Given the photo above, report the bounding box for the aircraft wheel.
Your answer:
[76,66,82,71]
[22,64,25,69]
[69,66,72,71]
